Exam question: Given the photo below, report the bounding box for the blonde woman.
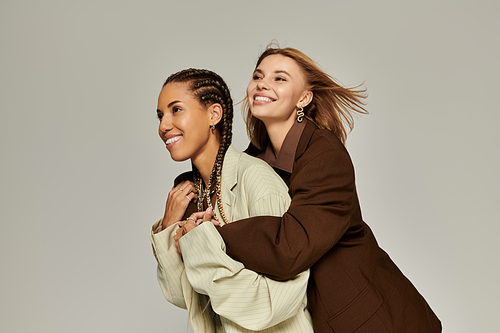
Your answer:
[182,47,442,332]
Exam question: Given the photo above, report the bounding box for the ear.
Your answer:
[297,91,313,108]
[209,103,223,126]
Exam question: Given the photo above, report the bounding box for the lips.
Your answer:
[254,96,274,102]
[165,135,181,148]
[253,94,276,104]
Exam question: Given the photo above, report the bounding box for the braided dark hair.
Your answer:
[164,69,233,224]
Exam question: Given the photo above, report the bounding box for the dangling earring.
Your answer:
[210,124,216,130]
[297,105,304,123]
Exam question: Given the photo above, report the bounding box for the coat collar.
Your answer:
[259,119,307,173]
[221,145,239,191]
[295,119,317,161]
[218,145,239,224]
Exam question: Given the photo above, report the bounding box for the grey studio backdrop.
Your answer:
[1,1,498,332]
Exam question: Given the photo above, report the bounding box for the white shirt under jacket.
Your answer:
[150,145,313,333]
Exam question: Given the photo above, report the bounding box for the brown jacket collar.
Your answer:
[245,119,319,174]
[295,119,317,162]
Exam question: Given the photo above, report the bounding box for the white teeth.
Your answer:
[255,96,273,102]
[166,136,181,145]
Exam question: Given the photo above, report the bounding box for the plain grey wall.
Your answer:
[1,1,498,332]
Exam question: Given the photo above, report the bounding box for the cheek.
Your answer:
[247,80,258,94]
[157,121,163,136]
[282,88,298,104]
[275,87,289,102]
[245,89,253,109]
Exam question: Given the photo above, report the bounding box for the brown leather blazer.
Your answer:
[218,121,441,333]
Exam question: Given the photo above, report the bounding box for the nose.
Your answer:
[158,116,172,137]
[257,79,269,90]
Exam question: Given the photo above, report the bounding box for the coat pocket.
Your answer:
[327,283,384,333]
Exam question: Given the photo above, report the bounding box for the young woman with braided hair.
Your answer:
[181,47,442,332]
[150,68,314,332]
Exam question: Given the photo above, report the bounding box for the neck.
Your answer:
[192,137,221,187]
[263,118,295,157]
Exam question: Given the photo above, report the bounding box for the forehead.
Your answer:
[158,82,195,105]
[257,54,302,75]
[160,82,191,98]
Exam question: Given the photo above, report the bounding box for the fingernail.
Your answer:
[207,207,212,214]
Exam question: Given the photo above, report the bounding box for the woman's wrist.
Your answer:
[162,216,177,230]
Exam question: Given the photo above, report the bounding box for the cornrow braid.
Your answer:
[164,69,233,225]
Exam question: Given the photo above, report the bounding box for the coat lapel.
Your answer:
[219,145,239,224]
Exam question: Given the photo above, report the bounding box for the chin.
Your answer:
[250,111,266,121]
[169,153,189,162]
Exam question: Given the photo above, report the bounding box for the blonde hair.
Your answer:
[244,44,368,149]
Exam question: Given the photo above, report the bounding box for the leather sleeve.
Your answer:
[218,138,356,281]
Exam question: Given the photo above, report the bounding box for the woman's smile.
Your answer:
[164,134,182,149]
[252,93,276,105]
[247,54,309,125]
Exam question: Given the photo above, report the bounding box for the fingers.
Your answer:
[203,207,213,222]
[185,191,197,203]
[190,211,206,220]
[174,228,183,254]
[177,210,210,231]
[174,181,198,201]
[174,225,183,239]
[163,181,198,228]
[195,208,220,226]
[174,180,193,192]
[170,181,198,204]
[176,180,193,193]
[174,207,220,254]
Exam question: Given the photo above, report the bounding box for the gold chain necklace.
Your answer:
[196,178,217,218]
[195,163,228,225]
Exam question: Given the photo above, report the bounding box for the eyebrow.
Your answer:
[168,100,182,108]
[254,69,292,77]
[157,100,182,113]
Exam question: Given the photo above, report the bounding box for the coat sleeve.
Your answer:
[149,171,199,306]
[180,222,309,331]
[150,219,190,309]
[218,145,357,281]
[179,159,311,331]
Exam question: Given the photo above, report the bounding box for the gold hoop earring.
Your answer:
[297,105,304,123]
